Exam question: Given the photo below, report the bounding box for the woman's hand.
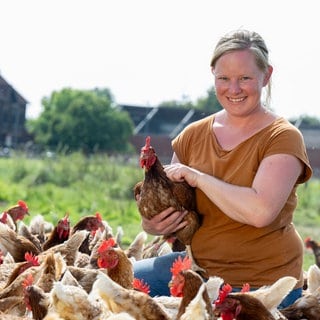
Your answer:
[164,163,202,187]
[141,207,188,235]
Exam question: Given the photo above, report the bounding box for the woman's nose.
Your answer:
[228,80,242,94]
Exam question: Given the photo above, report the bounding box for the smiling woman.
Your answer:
[133,29,313,311]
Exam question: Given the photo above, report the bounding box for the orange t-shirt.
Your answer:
[172,115,312,288]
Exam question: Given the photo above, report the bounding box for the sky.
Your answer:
[1,0,320,120]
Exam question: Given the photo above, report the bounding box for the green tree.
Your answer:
[158,98,194,109]
[290,115,320,129]
[194,86,222,113]
[158,87,222,113]
[27,88,134,153]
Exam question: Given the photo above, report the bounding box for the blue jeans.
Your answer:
[133,251,302,308]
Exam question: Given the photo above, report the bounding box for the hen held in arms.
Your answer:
[134,136,204,274]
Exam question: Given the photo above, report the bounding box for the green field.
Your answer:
[0,152,319,270]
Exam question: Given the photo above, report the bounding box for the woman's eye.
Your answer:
[217,76,228,81]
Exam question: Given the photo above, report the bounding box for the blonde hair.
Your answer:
[210,29,272,107]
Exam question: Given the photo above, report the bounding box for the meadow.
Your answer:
[0,152,319,269]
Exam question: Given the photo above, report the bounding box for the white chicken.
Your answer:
[246,275,297,317]
[92,271,171,320]
[46,281,105,320]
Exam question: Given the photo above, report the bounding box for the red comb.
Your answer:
[141,136,151,152]
[145,136,151,147]
[170,256,192,276]
[133,278,150,295]
[18,200,28,211]
[98,238,117,253]
[95,212,102,222]
[215,283,232,305]
[24,252,40,266]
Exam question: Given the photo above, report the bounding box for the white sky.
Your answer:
[1,0,319,120]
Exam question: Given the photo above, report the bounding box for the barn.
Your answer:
[0,74,29,148]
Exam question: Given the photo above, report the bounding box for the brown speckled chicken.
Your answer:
[214,287,276,320]
[214,276,298,320]
[71,212,104,236]
[134,136,201,271]
[22,273,50,320]
[40,230,88,266]
[0,223,41,262]
[97,237,134,289]
[305,236,320,268]
[169,256,214,320]
[2,200,29,231]
[3,252,39,288]
[42,213,71,251]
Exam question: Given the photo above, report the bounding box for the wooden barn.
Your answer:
[0,74,29,148]
[121,104,320,177]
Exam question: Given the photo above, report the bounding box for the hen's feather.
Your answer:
[0,223,41,262]
[134,136,200,246]
[180,283,212,320]
[48,281,103,320]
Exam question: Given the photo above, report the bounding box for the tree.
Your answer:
[194,86,222,113]
[158,86,222,113]
[158,98,194,109]
[27,88,134,154]
[290,115,320,129]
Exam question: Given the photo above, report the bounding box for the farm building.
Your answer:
[120,104,211,163]
[121,104,320,177]
[0,74,29,148]
[299,127,320,178]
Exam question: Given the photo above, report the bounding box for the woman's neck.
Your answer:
[212,107,278,151]
[217,107,271,130]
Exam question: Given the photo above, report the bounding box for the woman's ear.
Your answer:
[263,65,273,86]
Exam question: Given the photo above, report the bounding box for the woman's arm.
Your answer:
[164,152,303,228]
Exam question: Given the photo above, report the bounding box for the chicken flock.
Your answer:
[0,200,320,320]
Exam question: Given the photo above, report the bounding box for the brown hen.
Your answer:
[2,200,29,231]
[134,136,201,271]
[97,237,134,289]
[169,256,214,320]
[305,236,320,269]
[0,223,41,263]
[42,213,71,251]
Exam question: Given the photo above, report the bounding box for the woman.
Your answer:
[134,29,312,308]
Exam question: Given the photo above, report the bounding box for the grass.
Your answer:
[0,152,319,269]
[0,152,145,246]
